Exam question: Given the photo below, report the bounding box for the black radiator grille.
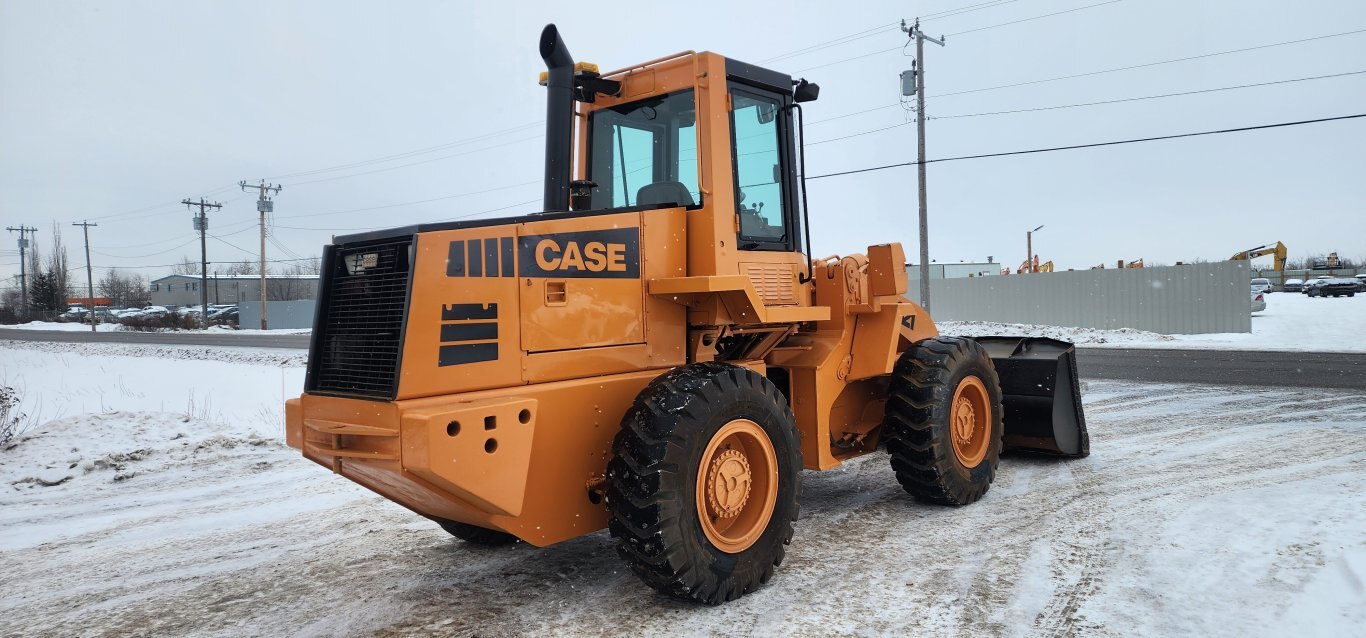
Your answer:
[309,238,413,400]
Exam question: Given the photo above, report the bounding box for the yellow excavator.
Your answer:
[1230,242,1287,274]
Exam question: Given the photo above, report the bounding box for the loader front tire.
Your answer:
[436,519,520,546]
[606,362,801,604]
[883,336,1004,506]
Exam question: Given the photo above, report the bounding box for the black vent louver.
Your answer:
[307,238,413,400]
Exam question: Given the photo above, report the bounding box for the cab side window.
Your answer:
[587,90,700,210]
[730,89,787,244]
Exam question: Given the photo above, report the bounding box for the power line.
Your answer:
[806,113,1366,180]
[760,1,1022,65]
[92,237,201,260]
[933,69,1366,119]
[791,0,1120,74]
[933,28,1366,99]
[759,22,900,64]
[271,197,541,232]
[944,0,1122,37]
[272,180,540,221]
[922,0,1022,21]
[284,134,541,186]
[804,68,1366,144]
[263,123,543,180]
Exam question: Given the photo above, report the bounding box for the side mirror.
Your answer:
[793,79,820,103]
[757,103,776,124]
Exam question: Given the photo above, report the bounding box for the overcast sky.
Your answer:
[2,0,1364,289]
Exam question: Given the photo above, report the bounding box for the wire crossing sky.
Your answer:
[1,0,1364,284]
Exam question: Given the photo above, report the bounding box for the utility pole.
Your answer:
[239,180,282,330]
[902,18,945,310]
[1027,224,1044,274]
[72,221,98,332]
[5,225,37,318]
[183,197,223,328]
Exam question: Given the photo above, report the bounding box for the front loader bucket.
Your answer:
[970,337,1089,458]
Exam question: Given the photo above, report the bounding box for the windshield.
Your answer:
[586,90,699,210]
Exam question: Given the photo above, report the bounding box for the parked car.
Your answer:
[1282,278,1303,292]
[59,307,90,322]
[1250,278,1273,294]
[1355,274,1366,292]
[1305,277,1357,298]
[211,307,240,323]
[1250,291,1266,313]
[1302,276,1332,294]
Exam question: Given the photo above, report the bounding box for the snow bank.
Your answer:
[1,339,305,366]
[939,320,1176,345]
[942,290,1366,353]
[6,320,124,332]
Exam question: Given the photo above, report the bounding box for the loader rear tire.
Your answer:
[883,336,1004,506]
[436,519,519,546]
[606,362,801,605]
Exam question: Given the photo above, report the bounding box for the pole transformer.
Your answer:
[183,197,223,328]
[238,180,282,330]
[6,225,37,318]
[902,18,945,310]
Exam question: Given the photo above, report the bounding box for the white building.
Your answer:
[150,274,318,307]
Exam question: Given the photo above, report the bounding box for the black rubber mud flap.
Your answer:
[969,337,1089,458]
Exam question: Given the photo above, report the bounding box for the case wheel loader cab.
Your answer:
[284,23,1090,605]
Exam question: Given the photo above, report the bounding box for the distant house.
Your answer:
[149,274,319,308]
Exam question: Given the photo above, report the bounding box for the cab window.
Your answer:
[730,88,787,245]
[587,90,699,210]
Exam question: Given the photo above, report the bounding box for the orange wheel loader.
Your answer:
[285,24,1089,605]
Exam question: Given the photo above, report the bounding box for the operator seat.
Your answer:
[636,181,695,207]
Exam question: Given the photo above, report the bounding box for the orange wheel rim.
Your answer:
[949,375,991,468]
[695,419,778,554]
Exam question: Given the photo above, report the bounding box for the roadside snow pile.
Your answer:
[1,339,306,366]
[938,320,1177,345]
[6,321,123,332]
[3,411,280,490]
[207,326,312,335]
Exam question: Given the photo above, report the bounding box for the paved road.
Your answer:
[1075,348,1366,391]
[4,329,1363,390]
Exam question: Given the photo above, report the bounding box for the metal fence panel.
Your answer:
[913,261,1251,335]
[239,300,317,330]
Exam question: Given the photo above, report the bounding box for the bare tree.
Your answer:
[214,259,257,276]
[171,255,201,276]
[46,223,70,303]
[97,268,151,308]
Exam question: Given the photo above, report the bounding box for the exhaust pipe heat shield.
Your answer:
[971,337,1090,457]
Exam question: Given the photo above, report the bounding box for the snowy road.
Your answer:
[1,343,1363,637]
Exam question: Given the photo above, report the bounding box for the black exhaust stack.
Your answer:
[540,24,574,213]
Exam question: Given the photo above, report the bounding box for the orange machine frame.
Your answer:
[286,51,936,546]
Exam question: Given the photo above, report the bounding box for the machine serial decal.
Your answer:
[437,303,498,366]
[517,228,640,279]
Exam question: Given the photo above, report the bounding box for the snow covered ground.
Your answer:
[1,341,1363,637]
[6,320,125,332]
[4,322,312,335]
[942,290,1366,353]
